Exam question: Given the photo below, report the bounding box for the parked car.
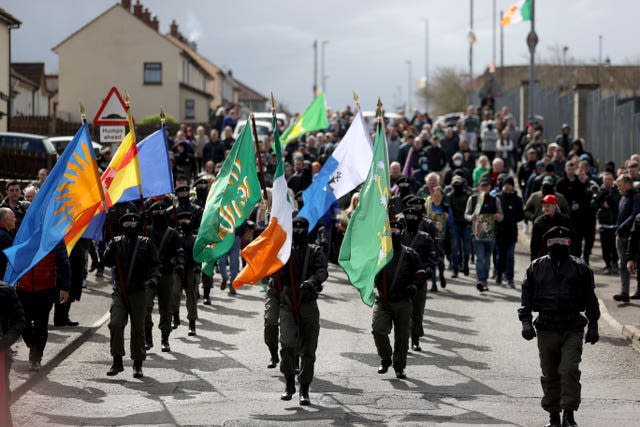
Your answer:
[0,132,57,179]
[435,112,463,128]
[233,119,273,141]
[49,136,103,157]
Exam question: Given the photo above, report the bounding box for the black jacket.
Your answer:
[0,283,25,351]
[425,145,447,172]
[148,226,184,275]
[625,213,640,263]
[519,255,600,331]
[617,188,640,238]
[401,229,437,273]
[103,235,162,294]
[496,191,524,245]
[530,212,573,260]
[275,242,328,303]
[375,244,426,303]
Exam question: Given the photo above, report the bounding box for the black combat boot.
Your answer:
[133,360,143,379]
[188,320,196,336]
[145,325,153,350]
[562,410,577,427]
[280,375,296,401]
[161,331,171,352]
[267,346,279,369]
[203,287,211,305]
[395,368,407,379]
[377,358,392,374]
[299,383,311,406]
[106,355,124,376]
[411,336,422,352]
[171,312,180,329]
[544,411,561,427]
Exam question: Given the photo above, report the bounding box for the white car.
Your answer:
[49,136,104,157]
[233,119,273,141]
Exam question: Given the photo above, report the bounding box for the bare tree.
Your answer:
[416,67,467,116]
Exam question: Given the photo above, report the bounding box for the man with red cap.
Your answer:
[530,195,573,260]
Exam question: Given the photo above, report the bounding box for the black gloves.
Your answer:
[405,284,418,297]
[585,324,599,345]
[521,320,536,341]
[300,281,318,303]
[145,279,158,290]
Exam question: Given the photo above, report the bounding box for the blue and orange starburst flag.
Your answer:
[2,121,104,285]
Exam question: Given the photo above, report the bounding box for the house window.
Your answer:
[144,62,162,85]
[185,99,195,119]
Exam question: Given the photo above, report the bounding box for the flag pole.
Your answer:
[161,107,178,229]
[123,91,145,220]
[250,109,269,201]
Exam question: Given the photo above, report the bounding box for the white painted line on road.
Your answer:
[92,310,111,329]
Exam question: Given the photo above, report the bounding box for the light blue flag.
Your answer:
[82,128,174,241]
[299,111,373,230]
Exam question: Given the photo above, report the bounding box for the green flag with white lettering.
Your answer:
[338,118,393,306]
[280,92,329,144]
[193,123,261,275]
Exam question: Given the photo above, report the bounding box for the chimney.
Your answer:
[121,0,131,12]
[170,20,179,37]
[133,0,143,18]
[142,7,151,24]
[150,15,159,32]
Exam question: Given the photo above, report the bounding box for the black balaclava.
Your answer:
[176,187,191,206]
[150,208,168,230]
[403,211,420,233]
[453,182,464,194]
[292,217,309,247]
[390,221,403,249]
[121,218,140,240]
[548,240,570,263]
[542,183,554,196]
[398,181,411,198]
[195,184,208,202]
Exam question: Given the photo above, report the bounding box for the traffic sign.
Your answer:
[100,125,126,143]
[93,87,129,126]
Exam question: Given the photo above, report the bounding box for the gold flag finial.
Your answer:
[123,90,130,108]
[270,92,276,113]
[160,106,166,126]
[375,97,383,121]
[79,102,86,122]
[352,91,361,111]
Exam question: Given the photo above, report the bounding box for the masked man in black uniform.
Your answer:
[519,226,600,427]
[401,207,437,352]
[103,212,161,378]
[276,216,328,406]
[145,201,184,352]
[372,220,426,380]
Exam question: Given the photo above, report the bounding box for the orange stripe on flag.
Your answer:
[232,218,288,288]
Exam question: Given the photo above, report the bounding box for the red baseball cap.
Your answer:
[541,194,557,205]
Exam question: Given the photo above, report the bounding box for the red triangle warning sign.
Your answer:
[92,87,130,126]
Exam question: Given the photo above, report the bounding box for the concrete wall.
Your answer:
[55,5,186,122]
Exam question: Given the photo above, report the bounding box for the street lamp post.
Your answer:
[423,18,429,112]
[526,0,538,121]
[321,40,329,94]
[406,59,413,114]
[562,46,569,91]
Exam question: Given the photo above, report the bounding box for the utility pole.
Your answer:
[406,60,413,114]
[468,0,475,92]
[424,18,429,112]
[562,46,569,91]
[500,9,504,85]
[321,40,328,95]
[526,0,538,121]
[492,0,496,67]
[313,40,318,97]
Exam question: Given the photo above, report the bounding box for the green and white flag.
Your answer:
[501,0,532,27]
[193,123,261,275]
[280,92,329,144]
[338,117,393,306]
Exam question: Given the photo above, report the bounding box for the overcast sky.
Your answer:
[4,0,639,113]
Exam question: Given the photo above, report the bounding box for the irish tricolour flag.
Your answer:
[501,0,532,27]
[233,116,293,288]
